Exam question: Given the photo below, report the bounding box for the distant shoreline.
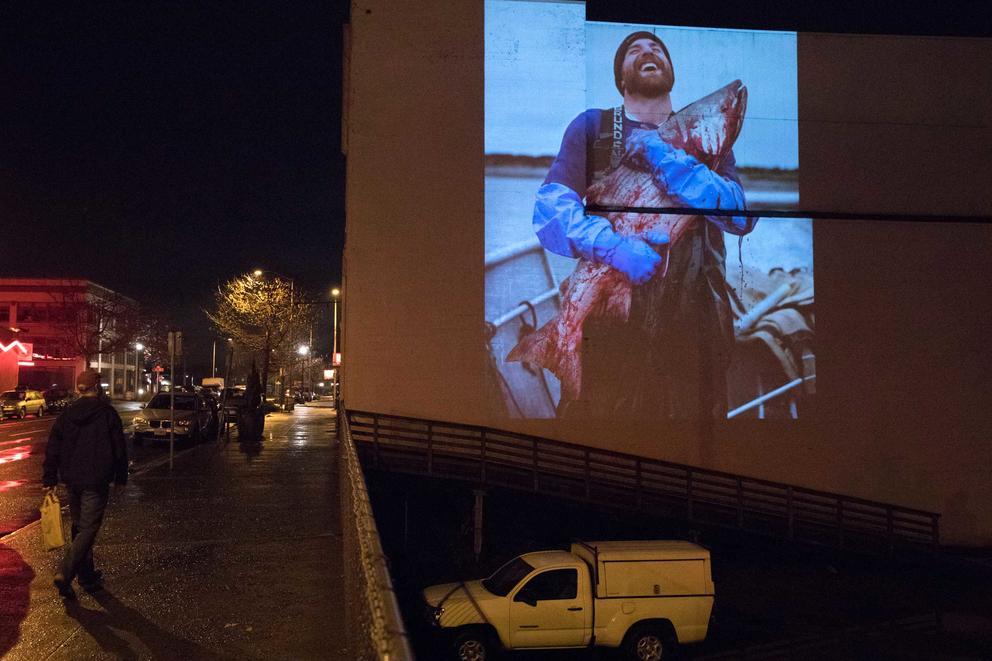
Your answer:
[485,154,798,184]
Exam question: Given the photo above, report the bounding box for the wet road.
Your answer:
[0,402,145,537]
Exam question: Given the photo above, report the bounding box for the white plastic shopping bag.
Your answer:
[40,491,66,550]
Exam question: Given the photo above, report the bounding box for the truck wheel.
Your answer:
[452,629,494,661]
[624,624,674,661]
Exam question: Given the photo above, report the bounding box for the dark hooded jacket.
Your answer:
[43,396,128,488]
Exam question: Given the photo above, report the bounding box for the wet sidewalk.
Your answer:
[0,404,347,660]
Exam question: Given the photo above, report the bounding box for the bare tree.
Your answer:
[135,312,174,387]
[205,273,313,396]
[47,286,141,367]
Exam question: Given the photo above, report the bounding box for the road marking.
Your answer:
[0,446,32,465]
[0,438,34,447]
[0,422,51,432]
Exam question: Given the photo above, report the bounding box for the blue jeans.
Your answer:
[60,485,109,584]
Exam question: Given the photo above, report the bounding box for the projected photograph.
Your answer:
[485,0,813,421]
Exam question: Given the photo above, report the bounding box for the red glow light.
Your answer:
[0,341,28,353]
[0,446,31,465]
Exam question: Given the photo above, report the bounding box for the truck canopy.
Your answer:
[571,540,714,599]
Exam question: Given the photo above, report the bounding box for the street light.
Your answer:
[331,288,340,356]
[331,287,341,406]
[297,344,309,401]
[134,343,144,401]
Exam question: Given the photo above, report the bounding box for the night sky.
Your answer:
[1,1,348,372]
[1,0,989,376]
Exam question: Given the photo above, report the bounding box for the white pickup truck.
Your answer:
[423,540,714,660]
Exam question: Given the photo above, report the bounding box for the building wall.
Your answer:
[343,2,992,545]
[0,279,141,398]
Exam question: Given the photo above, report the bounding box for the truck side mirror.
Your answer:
[514,590,538,607]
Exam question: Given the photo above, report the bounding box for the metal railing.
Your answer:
[340,408,414,660]
[347,410,940,557]
[485,236,561,330]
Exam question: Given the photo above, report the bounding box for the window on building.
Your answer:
[18,303,50,323]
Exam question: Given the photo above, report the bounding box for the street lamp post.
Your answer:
[135,343,144,400]
[331,288,340,357]
[297,344,309,405]
[331,287,340,407]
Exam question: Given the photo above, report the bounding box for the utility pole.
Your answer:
[167,330,182,470]
[331,287,340,408]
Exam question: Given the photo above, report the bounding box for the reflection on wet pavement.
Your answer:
[0,405,348,660]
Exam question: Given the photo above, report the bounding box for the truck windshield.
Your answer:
[481,557,534,597]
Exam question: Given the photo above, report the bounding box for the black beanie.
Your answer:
[613,31,673,94]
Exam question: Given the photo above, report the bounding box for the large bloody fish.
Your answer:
[507,80,748,401]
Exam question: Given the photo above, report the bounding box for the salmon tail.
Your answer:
[506,322,553,368]
[508,321,582,401]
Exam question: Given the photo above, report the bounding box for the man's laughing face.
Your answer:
[621,37,674,97]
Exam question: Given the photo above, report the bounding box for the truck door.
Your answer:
[509,568,587,648]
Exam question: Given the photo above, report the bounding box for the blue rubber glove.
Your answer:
[593,230,670,285]
[533,182,613,260]
[625,129,750,233]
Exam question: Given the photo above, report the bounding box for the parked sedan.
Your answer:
[1,389,46,419]
[219,388,247,422]
[43,387,77,413]
[132,393,214,445]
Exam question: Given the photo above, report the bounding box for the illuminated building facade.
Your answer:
[0,279,142,398]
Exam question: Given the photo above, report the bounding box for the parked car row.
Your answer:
[0,381,297,429]
[0,386,82,420]
[294,389,318,403]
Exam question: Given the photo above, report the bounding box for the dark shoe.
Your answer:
[79,569,104,593]
[80,581,104,594]
[53,575,76,599]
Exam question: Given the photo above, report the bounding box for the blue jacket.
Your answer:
[534,108,754,261]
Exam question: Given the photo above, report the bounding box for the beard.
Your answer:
[622,55,674,97]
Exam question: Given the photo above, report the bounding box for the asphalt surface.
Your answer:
[0,403,347,660]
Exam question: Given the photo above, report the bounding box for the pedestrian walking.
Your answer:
[42,369,128,598]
